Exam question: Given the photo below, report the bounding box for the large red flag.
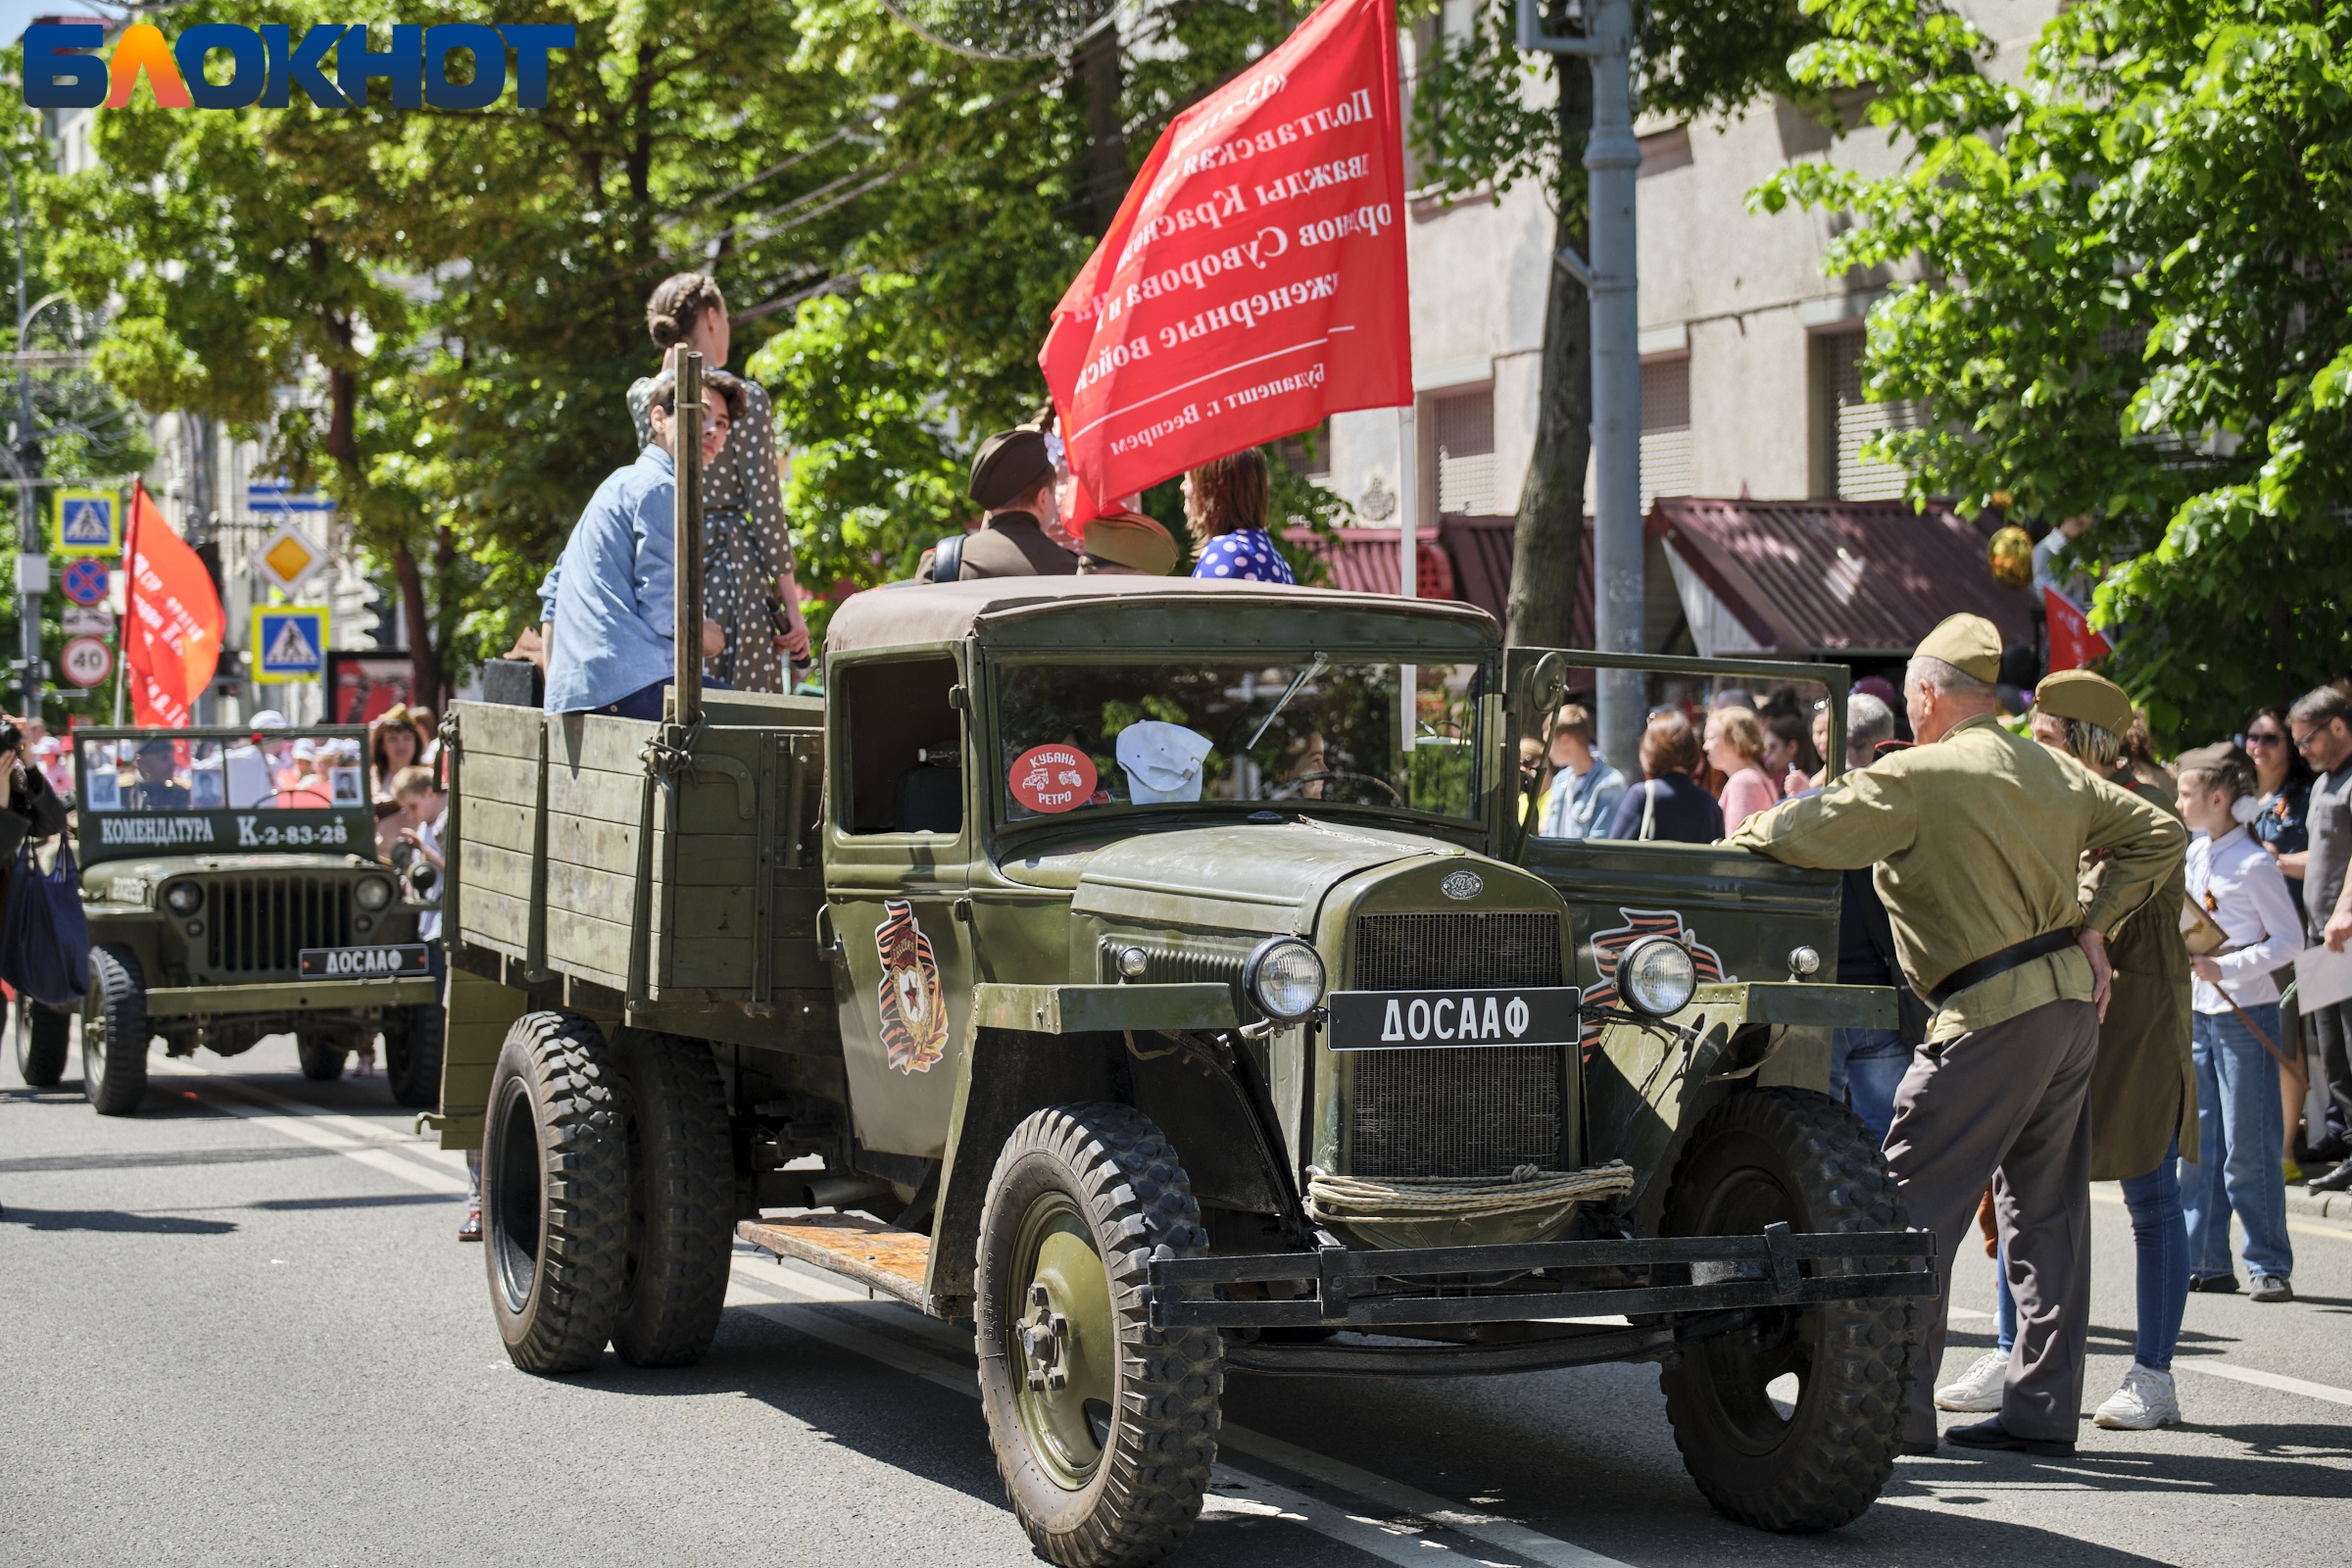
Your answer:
[122,481,224,727]
[2043,586,2111,672]
[1041,0,1410,524]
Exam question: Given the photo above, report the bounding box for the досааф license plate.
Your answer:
[1325,986,1581,1051]
[298,944,432,979]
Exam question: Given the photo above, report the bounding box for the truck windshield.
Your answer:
[78,732,369,813]
[996,660,1486,824]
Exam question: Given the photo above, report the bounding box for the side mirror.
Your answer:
[1508,651,1571,865]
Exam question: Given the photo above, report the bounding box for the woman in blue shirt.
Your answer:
[1185,448,1296,584]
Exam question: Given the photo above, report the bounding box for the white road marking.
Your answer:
[150,1059,466,1195]
[727,1261,1623,1567]
[2173,1359,2352,1408]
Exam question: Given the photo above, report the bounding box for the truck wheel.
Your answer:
[296,1034,349,1081]
[482,1010,628,1373]
[384,1001,445,1108]
[610,1029,733,1367]
[975,1102,1221,1568]
[14,996,71,1087]
[80,945,151,1116]
[1659,1088,1916,1534]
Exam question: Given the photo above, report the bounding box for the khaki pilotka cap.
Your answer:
[2034,668,2133,734]
[968,429,1055,509]
[1912,612,2004,685]
[1080,512,1181,575]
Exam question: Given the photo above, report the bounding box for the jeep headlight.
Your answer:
[1244,937,1325,1021]
[164,881,202,915]
[355,877,395,911]
[1619,936,1697,1016]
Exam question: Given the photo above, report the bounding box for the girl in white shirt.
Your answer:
[2177,744,2299,1306]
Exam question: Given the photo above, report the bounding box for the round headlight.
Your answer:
[355,878,395,911]
[164,881,203,915]
[1245,937,1325,1021]
[1620,936,1698,1016]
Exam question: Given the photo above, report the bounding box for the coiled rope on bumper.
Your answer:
[1304,1160,1636,1226]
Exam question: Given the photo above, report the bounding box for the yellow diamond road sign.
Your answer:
[253,524,325,595]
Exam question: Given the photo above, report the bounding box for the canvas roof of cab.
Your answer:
[823,575,1498,655]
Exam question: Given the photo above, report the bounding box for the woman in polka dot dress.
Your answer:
[1185,448,1296,584]
[626,273,810,693]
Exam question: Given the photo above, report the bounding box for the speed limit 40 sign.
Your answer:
[59,635,114,689]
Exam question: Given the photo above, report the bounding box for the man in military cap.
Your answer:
[1731,614,2184,1455]
[919,428,1079,582]
[1076,510,1181,576]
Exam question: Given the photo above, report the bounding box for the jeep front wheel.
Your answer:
[482,1010,627,1373]
[14,995,71,1087]
[975,1102,1221,1568]
[1659,1087,1916,1533]
[80,945,150,1116]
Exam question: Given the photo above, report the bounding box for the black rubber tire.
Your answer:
[975,1102,1222,1568]
[1659,1088,1917,1534]
[296,1033,349,1082]
[610,1029,734,1368]
[482,1010,628,1373]
[384,1001,445,1108]
[14,996,72,1087]
[80,945,150,1116]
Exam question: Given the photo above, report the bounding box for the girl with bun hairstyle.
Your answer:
[626,272,809,692]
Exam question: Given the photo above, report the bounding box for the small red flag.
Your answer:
[122,481,224,728]
[2043,586,2111,672]
[1041,0,1411,526]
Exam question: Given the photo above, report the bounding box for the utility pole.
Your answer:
[1517,0,1642,772]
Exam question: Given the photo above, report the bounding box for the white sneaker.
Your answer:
[1935,1348,2009,1412]
[2093,1364,2180,1430]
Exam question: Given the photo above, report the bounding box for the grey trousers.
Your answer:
[1883,998,2100,1445]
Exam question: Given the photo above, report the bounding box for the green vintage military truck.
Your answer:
[437,578,1936,1561]
[50,724,442,1114]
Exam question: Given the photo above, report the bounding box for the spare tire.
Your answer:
[296,1033,349,1081]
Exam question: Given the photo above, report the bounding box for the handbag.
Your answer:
[0,839,90,1006]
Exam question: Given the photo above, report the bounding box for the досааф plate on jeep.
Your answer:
[430,353,1935,1564]
[43,725,444,1114]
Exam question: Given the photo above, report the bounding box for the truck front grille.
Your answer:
[1347,911,1564,1179]
[209,879,353,977]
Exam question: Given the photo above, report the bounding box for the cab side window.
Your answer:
[840,656,962,835]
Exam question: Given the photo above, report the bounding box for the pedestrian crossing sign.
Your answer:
[252,606,329,682]
[52,488,122,556]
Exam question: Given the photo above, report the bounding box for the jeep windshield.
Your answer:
[995,658,1486,824]
[78,731,370,815]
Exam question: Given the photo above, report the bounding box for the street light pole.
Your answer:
[4,160,45,723]
[1517,0,1643,772]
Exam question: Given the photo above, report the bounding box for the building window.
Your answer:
[1273,420,1332,481]
[1641,357,1692,507]
[1432,388,1496,515]
[1817,332,1917,501]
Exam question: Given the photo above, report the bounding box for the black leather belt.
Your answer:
[1923,928,2082,1009]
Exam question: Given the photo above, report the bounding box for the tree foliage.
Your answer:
[1753,0,2352,743]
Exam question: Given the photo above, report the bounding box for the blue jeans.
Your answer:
[1831,1027,1909,1142]
[1993,1135,2188,1369]
[2183,1006,2294,1282]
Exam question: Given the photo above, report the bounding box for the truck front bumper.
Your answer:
[142,976,442,1018]
[1146,1222,1939,1331]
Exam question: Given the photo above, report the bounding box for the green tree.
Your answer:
[1409,0,1826,648]
[1753,0,2352,742]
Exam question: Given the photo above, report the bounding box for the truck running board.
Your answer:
[738,1213,931,1311]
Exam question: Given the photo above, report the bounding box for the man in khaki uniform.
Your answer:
[919,428,1080,582]
[1731,615,2184,1454]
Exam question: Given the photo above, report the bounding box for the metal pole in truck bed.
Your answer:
[672,349,706,728]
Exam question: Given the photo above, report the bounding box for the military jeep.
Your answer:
[436,577,1936,1561]
[55,724,443,1114]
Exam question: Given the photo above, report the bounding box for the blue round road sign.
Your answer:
[62,557,110,607]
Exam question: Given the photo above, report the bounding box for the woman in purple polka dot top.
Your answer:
[1184,448,1296,584]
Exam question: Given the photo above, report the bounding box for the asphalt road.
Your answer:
[6,1035,2349,1568]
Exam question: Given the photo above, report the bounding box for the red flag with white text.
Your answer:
[1041,0,1410,524]
[122,481,224,727]
[2043,586,2111,672]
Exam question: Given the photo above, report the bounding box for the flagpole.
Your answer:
[115,481,137,725]
[1396,403,1417,754]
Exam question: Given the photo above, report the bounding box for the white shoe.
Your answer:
[2093,1364,2180,1430]
[1935,1348,2009,1412]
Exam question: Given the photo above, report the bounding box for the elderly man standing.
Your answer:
[1730,615,2184,1455]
